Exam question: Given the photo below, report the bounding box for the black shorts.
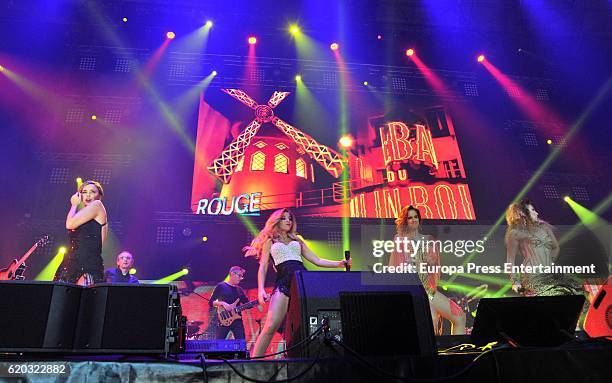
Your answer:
[274,260,306,297]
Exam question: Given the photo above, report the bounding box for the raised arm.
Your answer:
[66,198,104,230]
[299,239,348,268]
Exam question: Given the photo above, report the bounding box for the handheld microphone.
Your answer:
[344,250,351,272]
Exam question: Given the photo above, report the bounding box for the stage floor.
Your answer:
[1,338,611,383]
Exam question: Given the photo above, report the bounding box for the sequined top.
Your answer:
[54,219,105,283]
[507,223,556,292]
[509,224,555,268]
[389,233,439,298]
[270,240,303,265]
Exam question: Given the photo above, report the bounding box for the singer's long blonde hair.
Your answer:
[243,208,298,260]
[505,198,554,249]
[505,198,538,231]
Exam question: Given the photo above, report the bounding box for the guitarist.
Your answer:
[208,266,249,340]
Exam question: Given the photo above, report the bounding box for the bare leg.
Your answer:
[430,291,466,335]
[430,306,442,336]
[251,290,289,358]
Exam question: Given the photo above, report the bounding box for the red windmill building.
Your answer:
[208,89,345,210]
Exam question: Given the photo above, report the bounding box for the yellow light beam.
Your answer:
[448,74,612,283]
[560,193,612,245]
[35,247,67,281]
[153,268,189,284]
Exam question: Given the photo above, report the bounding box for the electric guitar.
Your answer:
[0,235,49,281]
[217,298,262,327]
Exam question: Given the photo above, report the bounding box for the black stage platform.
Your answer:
[1,337,610,383]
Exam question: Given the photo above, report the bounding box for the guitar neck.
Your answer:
[16,243,39,267]
[235,300,259,313]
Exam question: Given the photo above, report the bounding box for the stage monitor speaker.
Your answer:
[74,283,183,354]
[284,271,436,358]
[584,285,612,338]
[339,291,433,356]
[471,295,585,347]
[0,281,81,352]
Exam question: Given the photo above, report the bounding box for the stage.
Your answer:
[1,337,610,382]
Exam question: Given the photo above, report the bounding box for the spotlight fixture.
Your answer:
[477,54,486,63]
[248,36,257,45]
[405,48,415,57]
[330,42,339,51]
[166,31,176,40]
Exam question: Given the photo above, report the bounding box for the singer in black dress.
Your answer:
[55,180,108,286]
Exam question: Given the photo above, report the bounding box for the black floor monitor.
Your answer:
[340,291,433,356]
[471,295,586,347]
[284,271,436,357]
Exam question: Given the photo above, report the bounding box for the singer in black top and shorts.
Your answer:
[243,208,351,357]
